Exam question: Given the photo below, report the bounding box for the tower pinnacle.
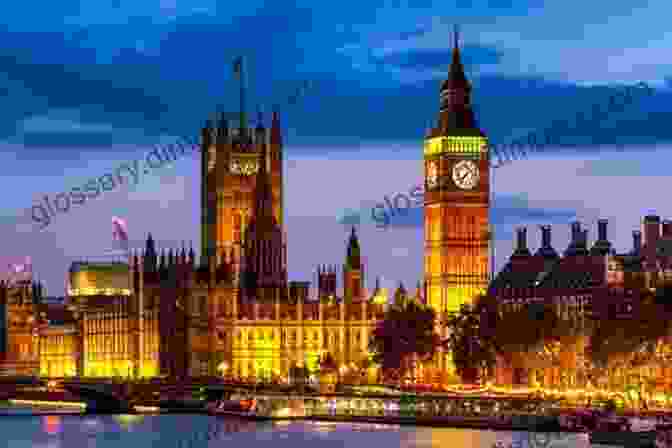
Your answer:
[433,25,482,136]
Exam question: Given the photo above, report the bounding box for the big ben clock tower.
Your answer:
[424,28,490,314]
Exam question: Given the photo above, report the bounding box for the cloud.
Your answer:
[337,192,577,230]
[9,142,672,295]
[373,45,503,71]
[1,3,670,162]
[574,147,672,176]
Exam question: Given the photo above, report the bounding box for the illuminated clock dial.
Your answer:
[229,159,241,174]
[452,160,479,190]
[240,160,259,176]
[426,161,438,188]
[229,159,259,176]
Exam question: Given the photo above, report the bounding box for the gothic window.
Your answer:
[233,212,242,242]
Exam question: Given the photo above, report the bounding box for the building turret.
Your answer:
[188,244,195,267]
[255,109,265,145]
[179,244,187,265]
[393,281,408,306]
[270,109,282,148]
[643,215,661,268]
[343,226,363,303]
[318,265,337,298]
[632,230,643,255]
[144,233,157,273]
[241,149,287,302]
[590,219,613,256]
[534,225,559,259]
[414,280,425,304]
[159,250,166,272]
[201,118,216,269]
[511,227,532,258]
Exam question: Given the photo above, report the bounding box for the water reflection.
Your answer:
[492,431,590,448]
[112,414,145,431]
[0,414,644,448]
[42,416,61,435]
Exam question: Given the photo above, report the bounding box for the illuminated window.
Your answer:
[233,212,242,242]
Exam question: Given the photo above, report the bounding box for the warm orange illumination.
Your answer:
[10,399,86,408]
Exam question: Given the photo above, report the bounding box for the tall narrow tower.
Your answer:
[423,28,490,314]
[240,148,288,302]
[200,58,284,277]
[343,226,363,303]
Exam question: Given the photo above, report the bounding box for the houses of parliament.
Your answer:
[0,36,491,382]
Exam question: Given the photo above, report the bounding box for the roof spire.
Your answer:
[453,24,460,51]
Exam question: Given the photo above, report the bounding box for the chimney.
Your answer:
[633,230,642,254]
[663,220,672,238]
[591,218,613,256]
[598,219,608,241]
[535,225,558,259]
[512,227,531,257]
[565,221,589,256]
[541,225,552,247]
[571,221,581,243]
[644,215,661,246]
[516,227,528,251]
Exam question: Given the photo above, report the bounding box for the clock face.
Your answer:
[452,160,479,190]
[229,159,259,176]
[426,161,438,188]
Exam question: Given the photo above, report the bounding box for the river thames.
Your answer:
[0,413,602,448]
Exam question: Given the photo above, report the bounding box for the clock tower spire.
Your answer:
[434,25,481,136]
[423,27,490,315]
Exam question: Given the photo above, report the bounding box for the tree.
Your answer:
[445,295,579,383]
[587,293,672,370]
[368,295,438,383]
[445,298,499,383]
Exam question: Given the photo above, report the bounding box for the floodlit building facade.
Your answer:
[488,216,672,389]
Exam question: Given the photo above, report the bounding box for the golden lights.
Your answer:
[424,136,488,157]
[427,285,485,314]
[67,287,131,296]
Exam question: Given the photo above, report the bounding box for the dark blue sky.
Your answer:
[1,1,671,294]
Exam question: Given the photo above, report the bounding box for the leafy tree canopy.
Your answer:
[368,298,438,379]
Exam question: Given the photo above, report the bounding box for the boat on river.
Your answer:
[205,390,568,430]
[589,417,657,446]
[207,398,273,420]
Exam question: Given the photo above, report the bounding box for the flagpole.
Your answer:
[237,56,247,135]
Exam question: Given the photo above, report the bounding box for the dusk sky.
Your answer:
[1,1,671,295]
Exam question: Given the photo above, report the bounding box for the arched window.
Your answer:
[233,212,242,242]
